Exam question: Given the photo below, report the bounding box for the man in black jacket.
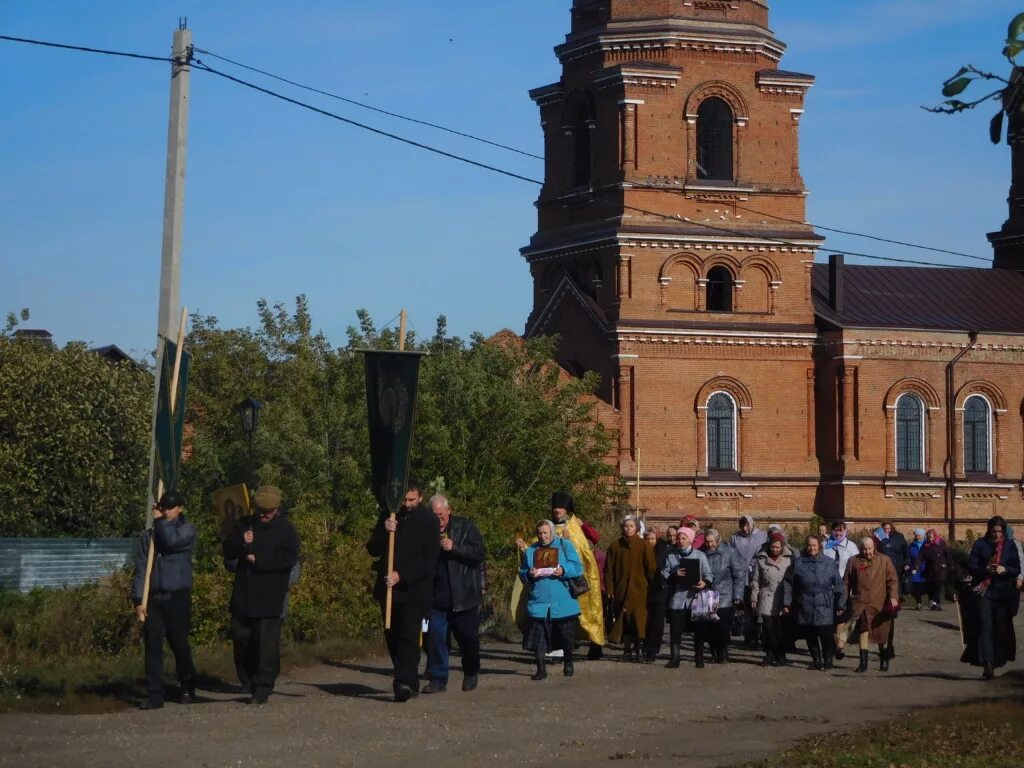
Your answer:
[422,494,486,694]
[366,482,440,702]
[879,521,910,595]
[132,490,197,709]
[223,485,300,705]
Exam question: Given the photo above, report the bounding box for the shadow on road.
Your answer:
[921,619,961,632]
[304,682,390,701]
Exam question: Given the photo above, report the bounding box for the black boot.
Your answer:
[762,649,775,667]
[810,648,823,670]
[855,649,869,673]
[563,659,574,677]
[824,651,835,670]
[879,646,890,672]
[587,643,603,661]
[694,642,705,669]
[622,640,633,663]
[666,643,681,669]
[531,650,547,681]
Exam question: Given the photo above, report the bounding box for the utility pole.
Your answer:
[145,21,192,523]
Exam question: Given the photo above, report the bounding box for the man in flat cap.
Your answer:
[132,490,198,709]
[223,485,300,705]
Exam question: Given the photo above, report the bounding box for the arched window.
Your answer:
[963,395,991,474]
[573,103,592,186]
[895,394,925,473]
[706,266,734,312]
[707,392,736,472]
[696,97,734,181]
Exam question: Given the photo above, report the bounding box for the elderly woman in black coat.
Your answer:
[960,516,1021,680]
[786,535,844,670]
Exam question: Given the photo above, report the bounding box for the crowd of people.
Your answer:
[131,484,1022,707]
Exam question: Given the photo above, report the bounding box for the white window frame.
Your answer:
[894,392,926,474]
[705,390,738,473]
[961,394,993,475]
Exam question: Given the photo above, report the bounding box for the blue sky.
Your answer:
[1,0,1019,355]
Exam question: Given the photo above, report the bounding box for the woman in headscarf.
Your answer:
[788,535,844,670]
[908,528,929,610]
[520,519,584,680]
[662,527,712,668]
[921,528,951,610]
[604,515,657,662]
[751,531,793,666]
[844,536,899,673]
[513,491,607,660]
[698,528,743,664]
[960,516,1021,679]
[679,515,705,550]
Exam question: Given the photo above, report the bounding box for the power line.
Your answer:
[190,58,544,186]
[0,33,176,63]
[189,58,985,270]
[1,33,995,270]
[193,47,544,161]
[727,201,988,262]
[606,196,990,269]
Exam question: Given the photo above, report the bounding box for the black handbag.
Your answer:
[568,574,590,598]
[557,538,589,598]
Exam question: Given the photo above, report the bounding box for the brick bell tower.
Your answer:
[522,0,824,518]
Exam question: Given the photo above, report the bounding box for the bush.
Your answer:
[0,570,138,661]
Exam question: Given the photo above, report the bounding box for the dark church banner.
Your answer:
[361,350,425,515]
[152,337,190,499]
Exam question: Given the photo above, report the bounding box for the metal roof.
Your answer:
[812,263,1024,334]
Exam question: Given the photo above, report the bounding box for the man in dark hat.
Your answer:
[132,490,197,709]
[366,481,441,702]
[223,485,300,705]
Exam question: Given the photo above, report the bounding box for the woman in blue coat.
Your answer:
[787,535,845,670]
[520,519,584,680]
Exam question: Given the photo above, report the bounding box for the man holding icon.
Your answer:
[223,485,299,705]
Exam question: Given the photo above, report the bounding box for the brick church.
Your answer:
[521,0,1024,535]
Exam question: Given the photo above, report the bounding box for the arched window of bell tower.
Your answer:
[573,101,593,186]
[696,97,734,181]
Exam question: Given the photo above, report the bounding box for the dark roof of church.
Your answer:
[812,263,1024,334]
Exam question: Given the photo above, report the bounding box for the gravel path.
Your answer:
[2,609,1021,768]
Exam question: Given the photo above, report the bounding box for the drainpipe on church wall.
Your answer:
[946,330,978,541]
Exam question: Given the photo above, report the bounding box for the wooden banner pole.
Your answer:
[384,309,408,630]
[141,307,188,620]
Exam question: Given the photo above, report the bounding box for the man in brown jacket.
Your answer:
[844,537,900,673]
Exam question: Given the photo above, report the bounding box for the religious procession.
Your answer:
[134,481,1022,707]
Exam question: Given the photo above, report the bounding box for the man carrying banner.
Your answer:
[367,482,441,702]
[132,490,197,709]
[223,485,300,705]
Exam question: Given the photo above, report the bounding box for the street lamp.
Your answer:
[236,397,263,489]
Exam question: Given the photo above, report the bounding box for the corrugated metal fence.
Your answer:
[0,538,135,593]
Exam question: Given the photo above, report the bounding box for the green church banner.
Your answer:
[362,350,425,515]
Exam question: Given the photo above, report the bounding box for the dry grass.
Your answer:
[739,688,1024,768]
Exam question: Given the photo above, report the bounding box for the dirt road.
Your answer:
[2,609,1020,768]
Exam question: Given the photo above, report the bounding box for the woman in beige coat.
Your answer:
[750,532,793,666]
[844,536,900,673]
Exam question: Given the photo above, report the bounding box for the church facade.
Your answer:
[521,0,1024,535]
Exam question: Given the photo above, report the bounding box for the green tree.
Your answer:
[925,12,1024,144]
[0,335,152,537]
